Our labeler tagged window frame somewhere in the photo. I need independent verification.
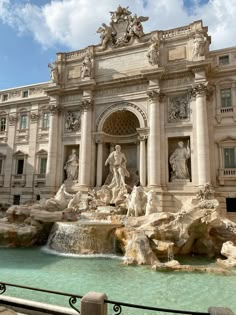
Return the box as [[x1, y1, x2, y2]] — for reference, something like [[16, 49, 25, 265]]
[[219, 55, 229, 65]]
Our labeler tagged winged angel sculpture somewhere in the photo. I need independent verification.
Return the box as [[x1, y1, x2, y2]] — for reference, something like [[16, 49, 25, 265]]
[[96, 6, 149, 50]]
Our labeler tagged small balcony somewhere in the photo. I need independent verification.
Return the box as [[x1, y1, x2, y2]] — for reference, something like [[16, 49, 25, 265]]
[[216, 105, 236, 123], [11, 174, 26, 187], [34, 173, 46, 187], [218, 168, 236, 185]]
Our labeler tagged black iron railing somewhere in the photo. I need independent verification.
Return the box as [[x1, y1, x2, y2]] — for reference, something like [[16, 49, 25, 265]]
[[0, 281, 82, 314], [105, 299, 210, 315], [0, 281, 211, 315]]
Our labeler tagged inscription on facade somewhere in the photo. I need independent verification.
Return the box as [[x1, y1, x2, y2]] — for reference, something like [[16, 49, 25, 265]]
[[168, 46, 186, 61]]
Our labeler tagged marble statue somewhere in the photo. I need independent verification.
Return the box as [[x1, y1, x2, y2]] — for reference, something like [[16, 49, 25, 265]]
[[48, 62, 59, 84], [96, 6, 148, 50], [64, 149, 79, 181], [81, 54, 93, 79], [192, 32, 207, 60], [169, 141, 191, 181], [145, 190, 159, 215], [128, 14, 148, 38], [105, 145, 129, 189], [44, 184, 74, 211], [126, 186, 146, 217], [147, 39, 159, 66], [67, 191, 82, 211], [196, 183, 215, 201], [96, 23, 113, 50], [96, 185, 112, 206]]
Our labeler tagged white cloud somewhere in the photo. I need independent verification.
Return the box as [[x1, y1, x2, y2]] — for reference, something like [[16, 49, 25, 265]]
[[0, 0, 236, 50]]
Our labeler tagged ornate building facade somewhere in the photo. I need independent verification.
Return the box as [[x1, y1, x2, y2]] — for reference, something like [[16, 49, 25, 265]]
[[0, 7, 235, 219]]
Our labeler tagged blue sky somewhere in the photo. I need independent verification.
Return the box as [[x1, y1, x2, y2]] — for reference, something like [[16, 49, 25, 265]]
[[0, 0, 235, 90]]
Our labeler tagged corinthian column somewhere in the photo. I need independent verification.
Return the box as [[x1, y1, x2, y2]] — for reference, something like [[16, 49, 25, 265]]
[[78, 99, 93, 188], [46, 97, 60, 190], [147, 89, 163, 187], [192, 83, 211, 185]]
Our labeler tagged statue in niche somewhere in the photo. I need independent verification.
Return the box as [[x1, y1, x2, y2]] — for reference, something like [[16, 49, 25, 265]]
[[105, 145, 129, 203], [105, 145, 129, 188], [147, 38, 160, 66], [192, 32, 207, 60], [64, 149, 79, 182], [48, 62, 59, 84], [81, 54, 93, 79], [65, 112, 81, 131], [169, 141, 191, 181]]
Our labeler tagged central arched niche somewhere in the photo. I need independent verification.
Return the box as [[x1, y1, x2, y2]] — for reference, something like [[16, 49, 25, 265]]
[[103, 110, 139, 135], [102, 110, 140, 186]]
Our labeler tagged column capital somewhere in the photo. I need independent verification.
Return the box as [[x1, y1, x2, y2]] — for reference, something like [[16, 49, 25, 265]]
[[137, 127, 149, 141], [190, 82, 212, 98], [49, 104, 61, 115], [81, 99, 93, 111], [147, 88, 164, 102]]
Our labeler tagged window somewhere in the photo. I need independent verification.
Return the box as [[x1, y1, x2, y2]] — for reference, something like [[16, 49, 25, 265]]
[[0, 159, 3, 174], [17, 159, 24, 174], [224, 148, 236, 168], [20, 114, 27, 129], [22, 90, 28, 98], [40, 158, 47, 174], [0, 117, 6, 131], [219, 55, 229, 65], [42, 112, 50, 129], [220, 89, 231, 107], [226, 198, 236, 212], [13, 195, 20, 205], [2, 94, 8, 101]]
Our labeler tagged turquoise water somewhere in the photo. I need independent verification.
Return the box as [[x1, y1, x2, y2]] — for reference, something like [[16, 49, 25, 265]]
[[0, 247, 236, 314]]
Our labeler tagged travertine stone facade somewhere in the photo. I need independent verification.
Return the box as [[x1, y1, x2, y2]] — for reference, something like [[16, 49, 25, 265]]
[[0, 7, 235, 218]]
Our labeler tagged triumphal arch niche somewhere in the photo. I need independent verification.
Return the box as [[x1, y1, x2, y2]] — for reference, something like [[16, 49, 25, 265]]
[[95, 102, 148, 188]]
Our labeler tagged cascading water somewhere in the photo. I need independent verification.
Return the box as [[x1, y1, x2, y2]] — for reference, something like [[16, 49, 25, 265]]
[[47, 221, 122, 255]]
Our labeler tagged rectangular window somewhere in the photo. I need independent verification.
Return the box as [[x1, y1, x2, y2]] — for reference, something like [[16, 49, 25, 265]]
[[0, 159, 3, 174], [2, 94, 8, 101], [220, 89, 231, 107], [22, 90, 28, 98], [224, 148, 236, 168], [226, 198, 236, 212], [13, 195, 20, 205], [40, 158, 47, 174], [219, 55, 229, 65], [20, 114, 27, 129], [42, 112, 50, 129], [17, 159, 24, 174], [0, 117, 6, 131]]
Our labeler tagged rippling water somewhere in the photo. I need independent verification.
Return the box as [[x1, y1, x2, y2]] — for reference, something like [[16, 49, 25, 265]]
[[0, 247, 235, 313]]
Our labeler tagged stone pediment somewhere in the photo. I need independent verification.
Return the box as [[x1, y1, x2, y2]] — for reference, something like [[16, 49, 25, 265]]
[[36, 149, 48, 155], [96, 5, 149, 51], [217, 136, 236, 144], [13, 150, 27, 156]]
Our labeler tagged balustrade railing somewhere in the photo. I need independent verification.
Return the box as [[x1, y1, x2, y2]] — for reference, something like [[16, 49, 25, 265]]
[[0, 281, 82, 314], [0, 281, 215, 315]]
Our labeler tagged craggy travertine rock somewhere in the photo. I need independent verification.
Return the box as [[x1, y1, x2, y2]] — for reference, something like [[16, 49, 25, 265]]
[[217, 241, 236, 267], [0, 307, 17, 315], [117, 199, 236, 265]]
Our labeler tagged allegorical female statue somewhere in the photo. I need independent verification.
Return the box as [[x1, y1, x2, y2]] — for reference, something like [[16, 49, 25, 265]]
[[169, 141, 191, 181], [64, 149, 79, 181]]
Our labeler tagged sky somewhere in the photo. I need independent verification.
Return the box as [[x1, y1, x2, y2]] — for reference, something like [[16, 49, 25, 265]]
[[0, 0, 235, 90]]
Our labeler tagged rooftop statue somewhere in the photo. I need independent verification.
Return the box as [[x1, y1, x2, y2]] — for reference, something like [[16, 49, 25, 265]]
[[97, 6, 149, 50]]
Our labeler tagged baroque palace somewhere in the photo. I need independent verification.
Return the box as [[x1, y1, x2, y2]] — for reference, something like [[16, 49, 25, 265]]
[[0, 6, 235, 218]]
